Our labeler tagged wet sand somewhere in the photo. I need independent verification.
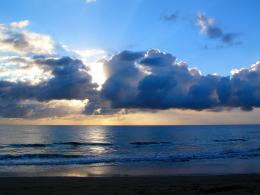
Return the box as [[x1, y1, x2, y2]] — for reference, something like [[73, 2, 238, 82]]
[[0, 175, 260, 195]]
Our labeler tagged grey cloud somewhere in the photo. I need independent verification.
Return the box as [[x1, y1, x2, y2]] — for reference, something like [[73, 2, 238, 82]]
[[35, 57, 98, 100], [0, 56, 99, 118], [84, 98, 120, 115], [3, 32, 29, 50], [0, 99, 85, 118], [1, 57, 98, 100], [100, 49, 260, 112], [101, 50, 145, 108], [0, 23, 54, 54], [196, 13, 240, 45], [164, 13, 178, 22], [1, 49, 260, 118]]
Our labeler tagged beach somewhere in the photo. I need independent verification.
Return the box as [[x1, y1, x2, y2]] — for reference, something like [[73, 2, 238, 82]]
[[0, 175, 260, 195]]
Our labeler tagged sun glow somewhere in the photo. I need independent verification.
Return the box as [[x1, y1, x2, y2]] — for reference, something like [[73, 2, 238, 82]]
[[88, 61, 106, 89], [74, 49, 107, 89]]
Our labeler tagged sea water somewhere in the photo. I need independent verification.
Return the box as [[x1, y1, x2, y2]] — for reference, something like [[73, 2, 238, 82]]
[[0, 125, 260, 176]]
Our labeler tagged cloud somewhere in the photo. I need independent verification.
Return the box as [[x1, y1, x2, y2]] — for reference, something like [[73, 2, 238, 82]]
[[85, 0, 96, 3], [73, 49, 108, 88], [100, 49, 260, 112], [74, 49, 106, 59], [0, 55, 52, 84], [101, 50, 145, 108], [0, 22, 54, 54], [10, 20, 30, 29], [0, 56, 100, 118], [0, 99, 87, 118], [164, 13, 178, 22], [196, 13, 239, 45], [35, 57, 99, 100], [0, 21, 106, 118], [229, 61, 260, 111], [84, 97, 121, 115], [1, 48, 260, 118], [0, 19, 259, 119]]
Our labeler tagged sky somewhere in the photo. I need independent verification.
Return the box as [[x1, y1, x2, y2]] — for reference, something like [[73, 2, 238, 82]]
[[0, 0, 260, 125]]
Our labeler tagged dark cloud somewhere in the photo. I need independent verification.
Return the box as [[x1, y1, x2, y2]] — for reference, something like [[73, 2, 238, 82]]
[[84, 98, 120, 115], [0, 56, 99, 118], [222, 33, 239, 44], [101, 50, 145, 108], [1, 48, 260, 118], [196, 13, 240, 45], [101, 49, 260, 112], [35, 57, 98, 100], [1, 57, 98, 100], [164, 13, 178, 22], [230, 63, 260, 110]]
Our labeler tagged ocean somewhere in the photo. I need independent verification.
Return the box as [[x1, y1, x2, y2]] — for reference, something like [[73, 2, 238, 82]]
[[0, 125, 260, 176]]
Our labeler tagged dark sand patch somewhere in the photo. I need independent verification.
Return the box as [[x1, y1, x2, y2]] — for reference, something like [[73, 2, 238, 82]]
[[0, 175, 259, 195]]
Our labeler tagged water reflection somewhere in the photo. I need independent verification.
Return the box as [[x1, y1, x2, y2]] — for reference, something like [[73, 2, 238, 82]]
[[60, 165, 111, 177], [0, 125, 46, 144], [0, 165, 112, 177], [89, 146, 109, 155], [82, 126, 111, 155], [82, 126, 110, 143]]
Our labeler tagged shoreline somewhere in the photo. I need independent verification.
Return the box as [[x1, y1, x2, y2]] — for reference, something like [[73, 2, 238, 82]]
[[0, 174, 260, 194]]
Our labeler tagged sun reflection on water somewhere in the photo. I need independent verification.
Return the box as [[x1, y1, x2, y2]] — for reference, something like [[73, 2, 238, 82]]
[[60, 165, 111, 177], [82, 126, 111, 155], [83, 127, 109, 143]]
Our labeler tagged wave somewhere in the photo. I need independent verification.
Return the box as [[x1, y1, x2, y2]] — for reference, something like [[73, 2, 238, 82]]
[[0, 149, 260, 166], [0, 138, 250, 149], [213, 138, 247, 142], [0, 153, 190, 165], [0, 141, 171, 149], [0, 154, 82, 160], [0, 142, 113, 149], [9, 144, 52, 148], [54, 142, 113, 146], [130, 141, 171, 145]]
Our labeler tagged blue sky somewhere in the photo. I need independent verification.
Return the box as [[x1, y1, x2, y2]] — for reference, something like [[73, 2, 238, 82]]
[[1, 0, 259, 75]]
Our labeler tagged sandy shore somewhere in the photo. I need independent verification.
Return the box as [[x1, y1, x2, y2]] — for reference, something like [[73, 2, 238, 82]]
[[0, 175, 260, 195]]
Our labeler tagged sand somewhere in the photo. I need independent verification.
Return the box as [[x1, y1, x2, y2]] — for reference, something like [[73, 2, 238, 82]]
[[0, 175, 260, 195]]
